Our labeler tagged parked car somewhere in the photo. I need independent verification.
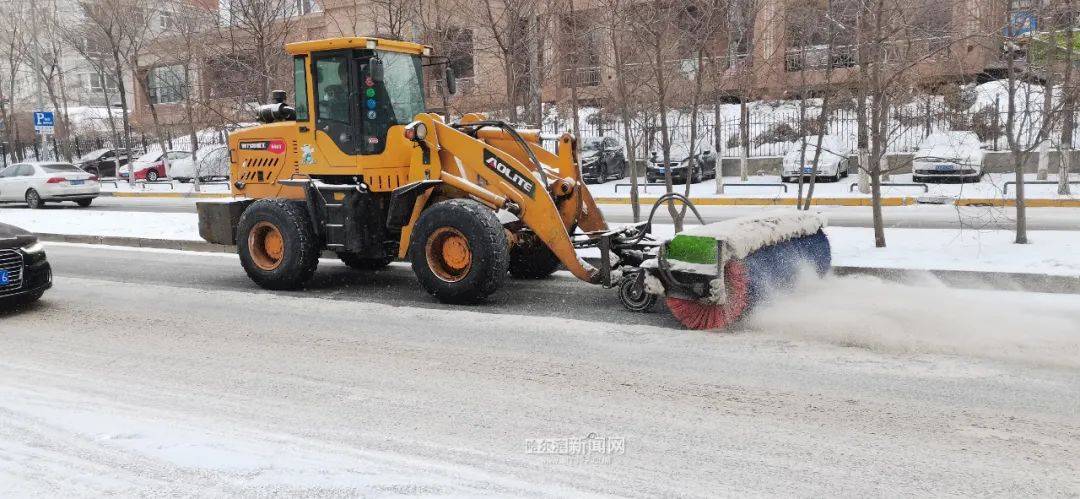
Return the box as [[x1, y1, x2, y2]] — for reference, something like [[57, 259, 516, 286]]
[[0, 222, 53, 306], [580, 136, 629, 184], [646, 140, 717, 184], [120, 150, 191, 181], [912, 131, 986, 183], [169, 145, 230, 183], [74, 148, 130, 177], [781, 135, 853, 183], [0, 162, 100, 208]]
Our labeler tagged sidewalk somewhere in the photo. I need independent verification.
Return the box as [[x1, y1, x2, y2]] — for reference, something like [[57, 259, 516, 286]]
[[5, 208, 1078, 279]]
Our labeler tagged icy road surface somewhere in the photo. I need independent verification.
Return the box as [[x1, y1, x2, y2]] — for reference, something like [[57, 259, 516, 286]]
[[1, 244, 1078, 496]]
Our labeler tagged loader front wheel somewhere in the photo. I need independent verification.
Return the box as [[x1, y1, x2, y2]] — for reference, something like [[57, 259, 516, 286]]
[[410, 199, 509, 304], [237, 199, 320, 290]]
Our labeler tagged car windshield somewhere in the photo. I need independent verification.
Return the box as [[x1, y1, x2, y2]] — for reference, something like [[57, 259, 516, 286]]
[[39, 163, 83, 173], [581, 138, 604, 151], [79, 149, 111, 161], [134, 152, 160, 164]]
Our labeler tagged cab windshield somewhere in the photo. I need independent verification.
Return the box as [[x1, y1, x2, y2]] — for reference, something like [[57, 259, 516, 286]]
[[379, 50, 425, 125]]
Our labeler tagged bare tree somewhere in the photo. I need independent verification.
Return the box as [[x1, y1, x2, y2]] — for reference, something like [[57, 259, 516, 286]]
[[224, 0, 301, 104], [0, 10, 26, 162]]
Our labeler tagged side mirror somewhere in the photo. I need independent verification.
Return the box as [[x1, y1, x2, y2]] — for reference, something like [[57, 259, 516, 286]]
[[444, 66, 457, 95], [369, 58, 385, 82]]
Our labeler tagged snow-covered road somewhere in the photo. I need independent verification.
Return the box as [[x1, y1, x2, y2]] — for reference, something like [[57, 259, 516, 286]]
[[1, 245, 1078, 495]]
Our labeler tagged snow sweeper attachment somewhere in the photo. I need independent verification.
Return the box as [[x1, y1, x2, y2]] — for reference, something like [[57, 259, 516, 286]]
[[626, 207, 831, 330]]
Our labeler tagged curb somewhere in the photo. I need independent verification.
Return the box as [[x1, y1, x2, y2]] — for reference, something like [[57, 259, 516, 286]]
[[954, 198, 1080, 208], [38, 233, 1080, 295], [592, 196, 918, 207], [99, 192, 232, 199]]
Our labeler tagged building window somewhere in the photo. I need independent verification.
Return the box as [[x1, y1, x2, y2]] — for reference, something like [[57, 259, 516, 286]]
[[87, 73, 118, 92], [148, 65, 186, 104], [159, 10, 175, 30]]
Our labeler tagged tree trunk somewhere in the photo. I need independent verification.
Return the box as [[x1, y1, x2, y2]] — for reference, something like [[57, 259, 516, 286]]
[[738, 101, 749, 181], [713, 101, 724, 194]]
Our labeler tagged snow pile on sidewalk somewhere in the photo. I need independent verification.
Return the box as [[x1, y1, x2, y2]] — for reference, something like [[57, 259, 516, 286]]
[[828, 227, 1080, 277]]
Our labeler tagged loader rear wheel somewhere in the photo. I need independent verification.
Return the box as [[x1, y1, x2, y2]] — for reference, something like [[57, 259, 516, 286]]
[[508, 234, 561, 279], [410, 199, 509, 304], [237, 199, 320, 290]]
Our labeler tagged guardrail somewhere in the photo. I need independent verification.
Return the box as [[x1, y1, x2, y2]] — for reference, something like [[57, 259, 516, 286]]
[[850, 182, 929, 193], [96, 177, 121, 188], [1004, 180, 1080, 194], [134, 180, 175, 190], [614, 182, 788, 193]]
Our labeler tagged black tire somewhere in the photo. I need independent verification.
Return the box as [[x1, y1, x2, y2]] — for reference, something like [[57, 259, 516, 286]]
[[409, 198, 509, 304], [509, 233, 561, 279], [236, 199, 321, 290], [338, 252, 393, 271], [75, 198, 93, 208], [146, 169, 159, 182], [619, 273, 657, 312], [25, 189, 44, 209]]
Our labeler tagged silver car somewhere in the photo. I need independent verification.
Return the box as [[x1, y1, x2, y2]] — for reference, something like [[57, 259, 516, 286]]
[[0, 162, 101, 208]]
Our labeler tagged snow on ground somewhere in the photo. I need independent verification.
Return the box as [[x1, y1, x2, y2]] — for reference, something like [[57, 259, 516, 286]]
[[1, 209, 201, 241], [4, 207, 1077, 277], [588, 173, 1080, 200]]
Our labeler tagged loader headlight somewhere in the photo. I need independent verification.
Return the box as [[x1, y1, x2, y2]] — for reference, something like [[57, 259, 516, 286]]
[[404, 121, 428, 142]]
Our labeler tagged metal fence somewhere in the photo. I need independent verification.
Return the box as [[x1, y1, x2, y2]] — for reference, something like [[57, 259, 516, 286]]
[[544, 101, 1061, 160], [1, 129, 229, 169]]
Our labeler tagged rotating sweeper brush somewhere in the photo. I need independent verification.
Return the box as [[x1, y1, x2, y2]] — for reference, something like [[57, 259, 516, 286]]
[[611, 203, 831, 330]]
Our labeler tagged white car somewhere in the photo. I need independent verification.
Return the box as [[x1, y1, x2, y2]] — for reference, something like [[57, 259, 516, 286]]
[[120, 150, 190, 181], [781, 135, 852, 182], [912, 131, 986, 183], [0, 162, 101, 208], [169, 145, 230, 183]]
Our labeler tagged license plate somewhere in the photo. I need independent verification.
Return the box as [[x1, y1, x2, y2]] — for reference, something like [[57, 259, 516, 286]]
[[0, 270, 8, 286], [802, 166, 815, 173], [935, 164, 955, 172], [656, 167, 666, 173], [70, 179, 85, 185]]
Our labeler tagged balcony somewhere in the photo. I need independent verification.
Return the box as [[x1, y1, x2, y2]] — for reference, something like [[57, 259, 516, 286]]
[[560, 66, 602, 88]]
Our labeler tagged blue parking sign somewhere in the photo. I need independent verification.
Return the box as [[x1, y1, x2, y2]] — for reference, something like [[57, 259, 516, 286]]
[[33, 111, 54, 131]]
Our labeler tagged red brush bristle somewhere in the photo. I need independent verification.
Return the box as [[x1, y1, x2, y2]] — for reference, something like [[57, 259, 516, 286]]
[[666, 260, 750, 330]]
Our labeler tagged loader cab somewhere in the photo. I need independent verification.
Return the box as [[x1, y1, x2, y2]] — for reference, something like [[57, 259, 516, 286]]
[[300, 48, 424, 156]]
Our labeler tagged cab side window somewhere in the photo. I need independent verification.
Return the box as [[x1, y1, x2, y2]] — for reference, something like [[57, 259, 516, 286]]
[[314, 53, 356, 154]]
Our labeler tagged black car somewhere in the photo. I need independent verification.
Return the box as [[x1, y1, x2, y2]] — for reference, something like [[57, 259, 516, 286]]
[[0, 223, 52, 305], [580, 136, 628, 184], [75, 148, 130, 177], [646, 148, 718, 184]]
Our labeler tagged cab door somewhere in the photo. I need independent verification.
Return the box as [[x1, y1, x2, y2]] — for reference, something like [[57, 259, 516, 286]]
[[302, 51, 362, 174]]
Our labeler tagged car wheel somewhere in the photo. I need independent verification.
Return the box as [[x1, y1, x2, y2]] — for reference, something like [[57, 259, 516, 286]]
[[25, 189, 44, 209], [75, 198, 93, 208], [146, 169, 159, 182]]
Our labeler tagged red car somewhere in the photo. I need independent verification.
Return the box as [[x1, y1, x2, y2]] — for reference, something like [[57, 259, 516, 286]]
[[120, 150, 191, 181]]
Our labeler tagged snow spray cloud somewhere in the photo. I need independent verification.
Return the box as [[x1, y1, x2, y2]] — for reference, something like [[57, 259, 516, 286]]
[[743, 270, 1080, 368]]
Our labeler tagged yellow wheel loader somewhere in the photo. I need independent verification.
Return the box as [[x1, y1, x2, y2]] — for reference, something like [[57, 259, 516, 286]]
[[197, 36, 832, 328]]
